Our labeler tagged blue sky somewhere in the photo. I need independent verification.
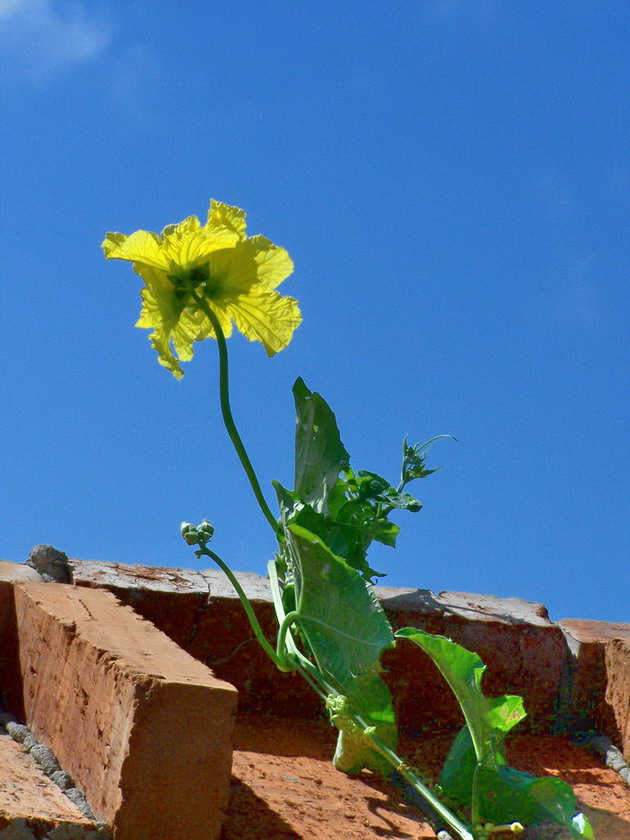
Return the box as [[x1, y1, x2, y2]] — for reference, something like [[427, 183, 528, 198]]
[[1, 1, 628, 623]]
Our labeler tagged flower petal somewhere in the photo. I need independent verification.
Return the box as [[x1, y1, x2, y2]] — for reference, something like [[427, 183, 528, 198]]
[[206, 200, 247, 238], [203, 244, 257, 295], [160, 215, 201, 239], [133, 266, 201, 377], [102, 230, 170, 270], [243, 235, 294, 289], [133, 266, 179, 325], [161, 216, 240, 267], [226, 289, 302, 355], [148, 326, 185, 379], [202, 238, 293, 298]]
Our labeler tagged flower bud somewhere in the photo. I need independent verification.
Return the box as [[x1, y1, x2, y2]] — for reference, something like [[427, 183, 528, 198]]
[[180, 522, 199, 545], [197, 519, 215, 540]]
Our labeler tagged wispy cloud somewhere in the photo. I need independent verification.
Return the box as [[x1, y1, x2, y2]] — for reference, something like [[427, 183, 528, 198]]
[[0, 0, 111, 83]]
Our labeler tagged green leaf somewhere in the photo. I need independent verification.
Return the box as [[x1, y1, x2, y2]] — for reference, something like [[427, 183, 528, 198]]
[[288, 384, 433, 583], [324, 517, 388, 580], [475, 767, 595, 839], [274, 480, 383, 581], [286, 522, 398, 773], [571, 812, 595, 839], [395, 628, 525, 765], [290, 523, 394, 693], [292, 378, 350, 514], [401, 435, 454, 486], [331, 469, 422, 514], [395, 628, 594, 838]]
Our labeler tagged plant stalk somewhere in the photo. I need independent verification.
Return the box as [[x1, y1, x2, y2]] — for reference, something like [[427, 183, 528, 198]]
[[199, 545, 290, 671], [188, 299, 472, 839], [192, 293, 279, 533], [349, 713, 475, 840]]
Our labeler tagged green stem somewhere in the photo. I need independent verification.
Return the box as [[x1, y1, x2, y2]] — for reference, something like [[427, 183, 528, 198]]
[[277, 610, 300, 663], [471, 761, 483, 836], [199, 545, 291, 672], [193, 293, 279, 533], [267, 562, 319, 674], [349, 711, 475, 840], [292, 656, 331, 704]]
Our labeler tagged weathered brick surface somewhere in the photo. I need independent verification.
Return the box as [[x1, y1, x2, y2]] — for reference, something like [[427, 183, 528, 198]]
[[73, 561, 567, 732], [605, 637, 630, 761], [14, 581, 237, 840], [72, 562, 321, 720], [0, 562, 42, 718], [560, 619, 630, 744], [71, 561, 214, 648], [379, 588, 567, 734], [0, 729, 97, 838]]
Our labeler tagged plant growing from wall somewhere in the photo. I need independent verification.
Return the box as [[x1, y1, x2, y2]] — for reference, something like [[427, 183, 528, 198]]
[[103, 200, 594, 840]]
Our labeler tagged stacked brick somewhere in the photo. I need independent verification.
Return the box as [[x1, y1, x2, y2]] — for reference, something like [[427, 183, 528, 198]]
[[1, 554, 629, 838]]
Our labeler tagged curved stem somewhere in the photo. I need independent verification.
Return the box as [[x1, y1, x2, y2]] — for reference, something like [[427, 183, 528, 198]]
[[200, 545, 291, 672], [292, 657, 331, 703], [192, 293, 279, 533], [277, 610, 300, 663]]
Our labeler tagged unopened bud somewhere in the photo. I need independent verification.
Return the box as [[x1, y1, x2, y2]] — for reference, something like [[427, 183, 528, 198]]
[[180, 522, 199, 545], [197, 519, 215, 540]]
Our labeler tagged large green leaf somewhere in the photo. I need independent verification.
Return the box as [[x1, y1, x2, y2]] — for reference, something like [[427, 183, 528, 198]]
[[395, 628, 526, 764], [286, 522, 398, 773], [288, 382, 432, 583], [396, 628, 594, 838], [292, 377, 350, 514], [438, 697, 525, 805], [289, 523, 394, 694]]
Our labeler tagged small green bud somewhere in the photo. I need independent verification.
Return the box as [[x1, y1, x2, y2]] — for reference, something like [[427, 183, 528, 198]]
[[180, 522, 199, 546], [197, 519, 215, 540]]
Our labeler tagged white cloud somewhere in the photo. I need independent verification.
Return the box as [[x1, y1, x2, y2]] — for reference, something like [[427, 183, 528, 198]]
[[0, 0, 111, 82], [0, 0, 28, 19]]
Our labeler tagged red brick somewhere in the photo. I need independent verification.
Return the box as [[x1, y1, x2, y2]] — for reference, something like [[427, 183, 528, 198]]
[[560, 619, 630, 746], [0, 561, 42, 717], [0, 729, 96, 837], [71, 560, 213, 648], [379, 588, 566, 733], [605, 638, 630, 761], [72, 560, 567, 733], [72, 561, 316, 720], [14, 581, 237, 840]]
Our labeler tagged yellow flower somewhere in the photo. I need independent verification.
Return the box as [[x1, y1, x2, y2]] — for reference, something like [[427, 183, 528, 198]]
[[102, 200, 301, 378]]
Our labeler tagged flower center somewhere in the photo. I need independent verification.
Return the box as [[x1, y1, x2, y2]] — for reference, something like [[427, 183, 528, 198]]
[[169, 264, 223, 302]]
